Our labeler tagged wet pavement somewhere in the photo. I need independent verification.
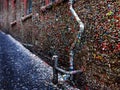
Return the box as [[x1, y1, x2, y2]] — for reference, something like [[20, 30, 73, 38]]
[[0, 31, 55, 90]]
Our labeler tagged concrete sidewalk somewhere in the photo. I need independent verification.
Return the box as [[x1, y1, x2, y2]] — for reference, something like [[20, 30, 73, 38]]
[[0, 31, 80, 90], [0, 31, 54, 90]]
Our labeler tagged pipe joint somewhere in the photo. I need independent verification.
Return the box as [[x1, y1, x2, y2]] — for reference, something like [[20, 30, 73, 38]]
[[52, 55, 58, 60], [52, 55, 83, 75], [79, 22, 84, 33]]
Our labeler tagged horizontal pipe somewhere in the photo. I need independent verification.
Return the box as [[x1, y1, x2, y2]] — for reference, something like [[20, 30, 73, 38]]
[[52, 55, 82, 75], [10, 13, 32, 26], [21, 13, 32, 21], [10, 20, 17, 26], [56, 67, 82, 74]]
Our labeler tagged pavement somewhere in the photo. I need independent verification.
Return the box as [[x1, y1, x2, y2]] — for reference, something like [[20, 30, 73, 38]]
[[0, 31, 80, 90], [0, 31, 55, 90]]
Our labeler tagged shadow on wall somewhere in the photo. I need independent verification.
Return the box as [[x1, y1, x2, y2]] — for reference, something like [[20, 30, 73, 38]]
[[0, 22, 2, 29], [0, 28, 9, 34], [0, 21, 8, 33]]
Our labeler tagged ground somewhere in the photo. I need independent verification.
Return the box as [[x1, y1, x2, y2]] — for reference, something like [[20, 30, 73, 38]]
[[0, 31, 80, 90], [0, 31, 55, 90]]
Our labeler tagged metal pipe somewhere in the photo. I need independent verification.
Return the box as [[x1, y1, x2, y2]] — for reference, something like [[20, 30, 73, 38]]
[[52, 55, 82, 75], [69, 5, 84, 32], [52, 55, 58, 84], [69, 50, 74, 71], [56, 67, 82, 74], [69, 0, 84, 71], [52, 0, 84, 82]]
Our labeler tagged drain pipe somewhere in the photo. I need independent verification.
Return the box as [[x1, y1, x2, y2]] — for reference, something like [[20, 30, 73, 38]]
[[52, 55, 83, 75], [69, 0, 84, 71], [52, 55, 82, 84], [52, 0, 84, 83]]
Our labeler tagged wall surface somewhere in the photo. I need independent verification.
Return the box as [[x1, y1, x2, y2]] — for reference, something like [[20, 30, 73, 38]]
[[0, 0, 119, 89]]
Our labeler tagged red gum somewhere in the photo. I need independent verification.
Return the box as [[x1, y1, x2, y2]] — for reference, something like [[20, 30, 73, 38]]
[[45, 0, 50, 5]]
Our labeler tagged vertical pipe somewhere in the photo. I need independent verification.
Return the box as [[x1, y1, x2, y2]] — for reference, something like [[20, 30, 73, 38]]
[[69, 50, 74, 71], [69, 0, 84, 75], [51, 0, 84, 84], [69, 0, 74, 74], [69, 50, 74, 81], [52, 55, 58, 84]]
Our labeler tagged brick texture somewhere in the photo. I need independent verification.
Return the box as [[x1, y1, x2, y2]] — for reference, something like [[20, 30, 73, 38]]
[[0, 0, 119, 89]]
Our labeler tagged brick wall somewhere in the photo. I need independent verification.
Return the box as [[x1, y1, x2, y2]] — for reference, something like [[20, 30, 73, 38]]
[[0, 0, 119, 89]]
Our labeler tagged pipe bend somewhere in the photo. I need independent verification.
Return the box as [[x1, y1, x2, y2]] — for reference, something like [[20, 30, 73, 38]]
[[69, 4, 84, 32], [79, 22, 84, 33]]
